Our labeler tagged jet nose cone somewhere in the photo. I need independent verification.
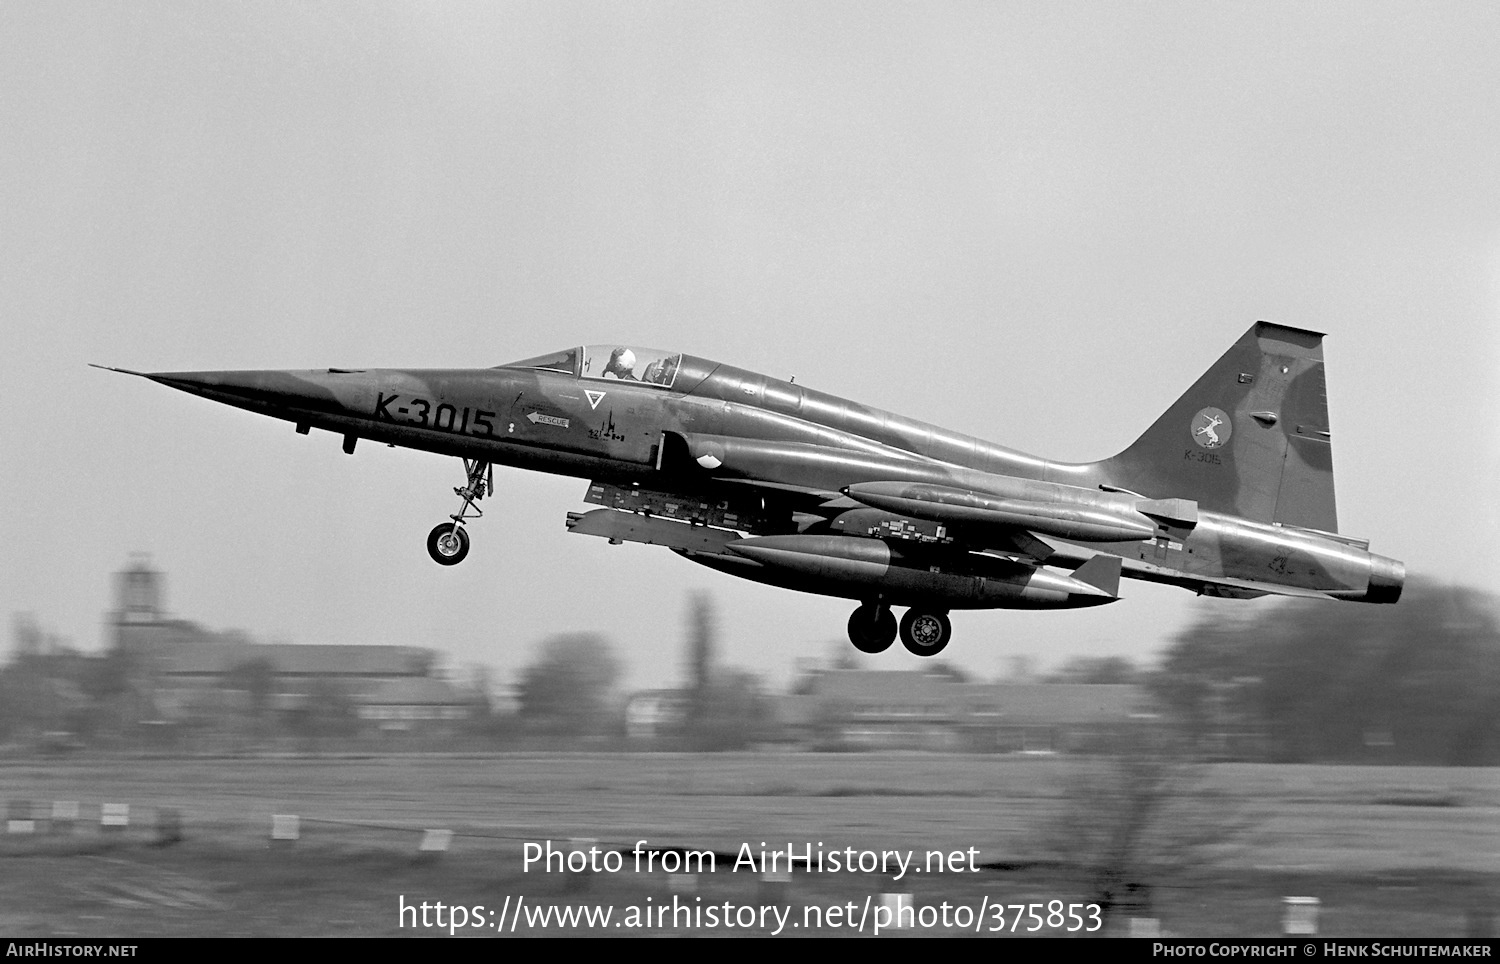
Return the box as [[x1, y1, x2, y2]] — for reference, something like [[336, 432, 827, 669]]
[[93, 364, 292, 401], [137, 368, 358, 416], [141, 370, 235, 397], [145, 369, 296, 394]]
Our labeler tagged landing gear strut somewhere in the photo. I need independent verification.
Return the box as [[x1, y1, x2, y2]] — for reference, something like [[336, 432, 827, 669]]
[[899, 609, 952, 656], [427, 459, 492, 566], [847, 602, 896, 654]]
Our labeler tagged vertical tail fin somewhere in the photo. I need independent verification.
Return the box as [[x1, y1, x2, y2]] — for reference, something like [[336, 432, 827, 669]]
[[1098, 322, 1338, 532]]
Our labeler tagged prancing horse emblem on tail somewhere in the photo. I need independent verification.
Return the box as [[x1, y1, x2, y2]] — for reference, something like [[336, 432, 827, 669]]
[[1192, 407, 1231, 449]]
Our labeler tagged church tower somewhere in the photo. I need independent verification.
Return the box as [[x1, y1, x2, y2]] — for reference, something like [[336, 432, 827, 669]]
[[116, 554, 164, 624]]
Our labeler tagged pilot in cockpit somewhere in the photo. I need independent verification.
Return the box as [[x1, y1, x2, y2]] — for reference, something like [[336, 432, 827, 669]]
[[602, 347, 638, 380], [642, 356, 673, 384]]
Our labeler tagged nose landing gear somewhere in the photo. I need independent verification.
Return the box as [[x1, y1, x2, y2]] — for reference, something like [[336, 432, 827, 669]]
[[427, 459, 492, 566], [427, 524, 470, 565]]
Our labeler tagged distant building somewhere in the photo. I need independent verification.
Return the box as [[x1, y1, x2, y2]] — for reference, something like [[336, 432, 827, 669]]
[[801, 670, 962, 750], [783, 669, 1150, 752], [956, 681, 1148, 753], [358, 677, 474, 733], [623, 690, 685, 742], [108, 556, 469, 734]]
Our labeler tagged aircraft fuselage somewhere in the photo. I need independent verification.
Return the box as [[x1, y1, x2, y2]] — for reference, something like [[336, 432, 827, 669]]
[[103, 324, 1404, 657]]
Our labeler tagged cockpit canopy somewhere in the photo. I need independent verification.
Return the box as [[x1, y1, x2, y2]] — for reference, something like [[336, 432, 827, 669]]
[[501, 345, 684, 388]]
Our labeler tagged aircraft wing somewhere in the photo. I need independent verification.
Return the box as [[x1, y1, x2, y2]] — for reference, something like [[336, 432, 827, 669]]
[[714, 476, 848, 507]]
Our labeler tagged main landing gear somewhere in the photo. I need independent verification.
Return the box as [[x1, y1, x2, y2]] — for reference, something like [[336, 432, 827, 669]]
[[847, 603, 952, 656], [848, 603, 897, 654], [898, 609, 952, 656], [427, 459, 492, 566], [846, 602, 948, 656]]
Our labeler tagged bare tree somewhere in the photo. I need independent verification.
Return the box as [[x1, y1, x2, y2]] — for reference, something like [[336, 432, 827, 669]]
[[683, 592, 715, 742], [1045, 723, 1255, 933], [674, 594, 772, 750], [1045, 655, 1139, 685], [517, 633, 621, 740]]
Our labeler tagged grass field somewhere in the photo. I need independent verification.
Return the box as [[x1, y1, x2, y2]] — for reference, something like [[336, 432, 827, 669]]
[[1, 753, 1496, 937]]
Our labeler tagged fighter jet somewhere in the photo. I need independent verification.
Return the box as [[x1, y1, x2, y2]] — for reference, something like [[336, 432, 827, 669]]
[[95, 322, 1403, 657]]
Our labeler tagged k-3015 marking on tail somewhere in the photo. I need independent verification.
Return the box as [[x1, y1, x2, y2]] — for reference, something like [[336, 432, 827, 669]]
[[96, 322, 1403, 657]]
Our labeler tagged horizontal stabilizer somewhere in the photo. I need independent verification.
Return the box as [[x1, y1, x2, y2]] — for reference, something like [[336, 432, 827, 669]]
[[1194, 577, 1334, 600]]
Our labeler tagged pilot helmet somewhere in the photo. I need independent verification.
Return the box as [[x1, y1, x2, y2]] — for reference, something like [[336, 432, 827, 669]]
[[605, 347, 637, 376]]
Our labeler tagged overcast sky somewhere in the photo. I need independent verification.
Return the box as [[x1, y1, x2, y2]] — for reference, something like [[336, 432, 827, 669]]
[[3, 1, 1497, 690]]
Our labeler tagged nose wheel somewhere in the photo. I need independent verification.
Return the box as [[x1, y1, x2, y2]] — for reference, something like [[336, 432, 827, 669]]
[[427, 459, 492, 566], [427, 524, 470, 565]]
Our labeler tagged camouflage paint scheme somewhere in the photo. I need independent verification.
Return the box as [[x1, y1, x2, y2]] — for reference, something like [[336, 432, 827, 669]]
[[98, 322, 1403, 656]]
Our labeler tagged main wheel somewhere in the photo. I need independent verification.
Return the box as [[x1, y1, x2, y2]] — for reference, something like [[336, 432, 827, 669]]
[[899, 609, 952, 656], [427, 523, 470, 565], [847, 603, 897, 654]]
